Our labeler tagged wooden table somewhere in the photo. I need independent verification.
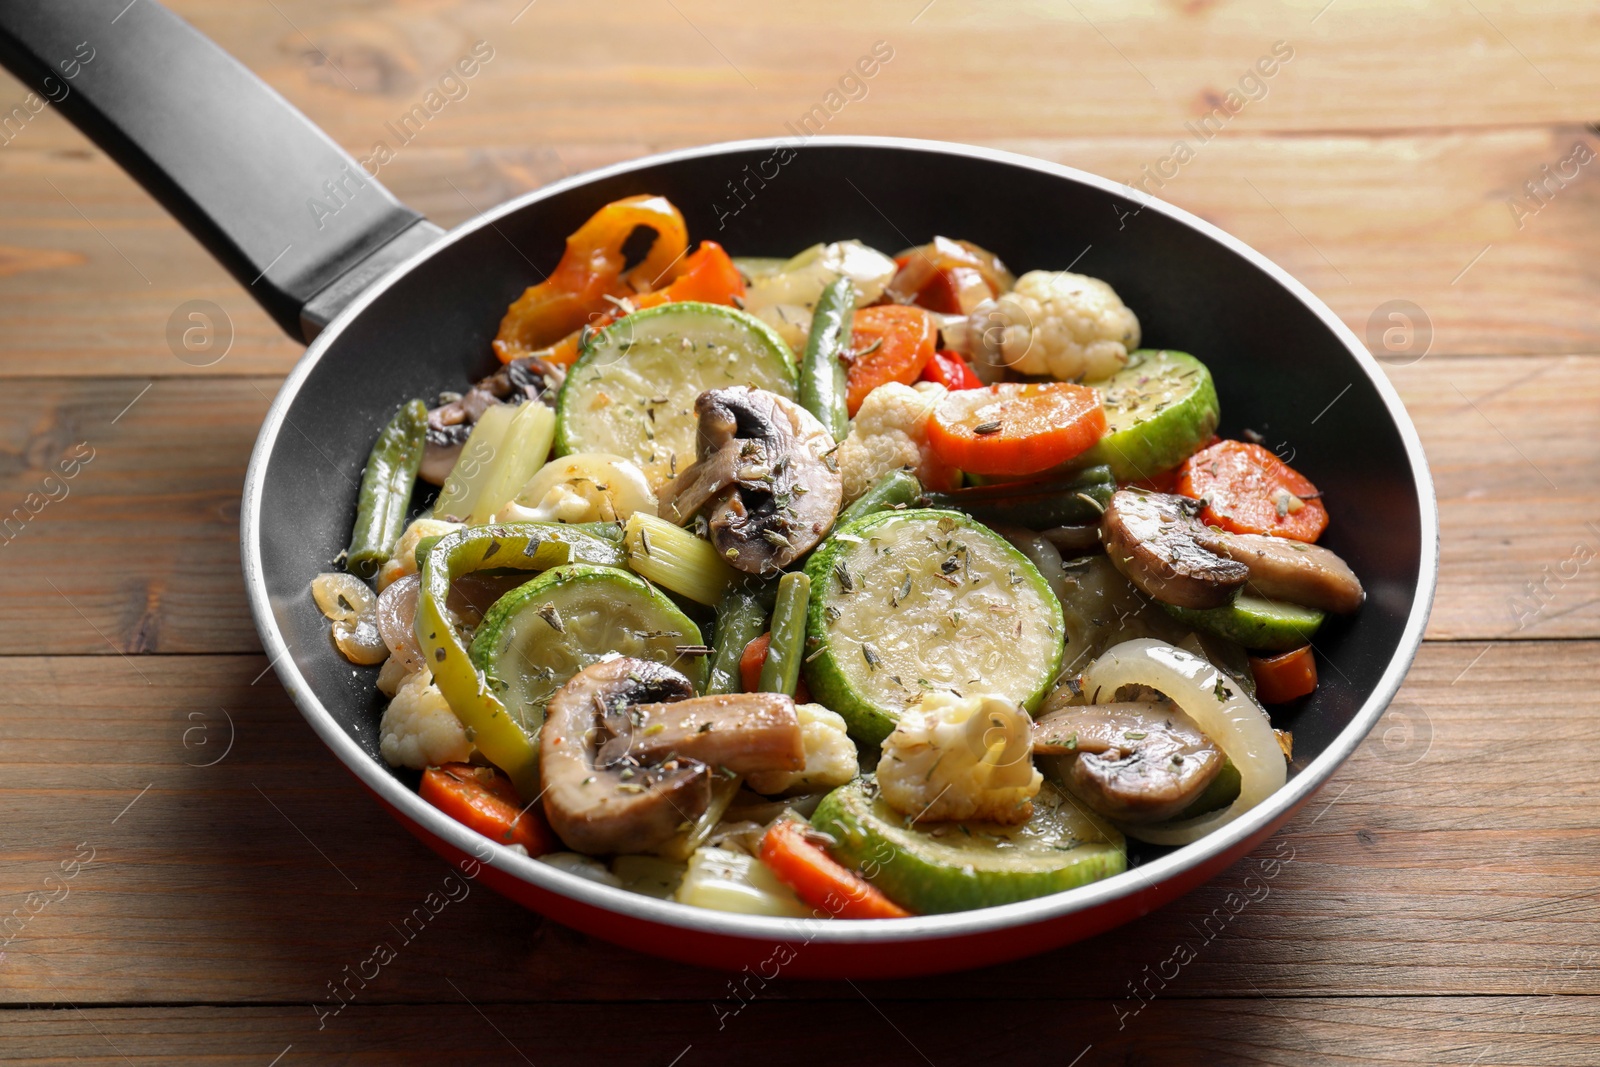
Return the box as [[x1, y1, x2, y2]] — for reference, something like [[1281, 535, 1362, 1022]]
[[3, 2, 1596, 1063]]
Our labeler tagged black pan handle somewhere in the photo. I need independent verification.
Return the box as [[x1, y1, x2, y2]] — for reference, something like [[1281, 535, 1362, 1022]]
[[0, 0, 442, 340]]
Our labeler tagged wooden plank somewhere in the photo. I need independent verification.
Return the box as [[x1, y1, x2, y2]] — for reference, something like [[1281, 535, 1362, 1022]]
[[1, 125, 1596, 379], [1, 997, 1598, 1067], [1388, 354, 1600, 640], [2, 0, 1594, 153], [2, 353, 1596, 654], [1, 642, 1596, 1005], [0, 377, 271, 655]]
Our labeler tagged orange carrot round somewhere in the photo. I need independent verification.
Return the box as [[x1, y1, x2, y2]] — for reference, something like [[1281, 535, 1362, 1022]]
[[1176, 440, 1329, 542], [1250, 645, 1318, 703], [926, 382, 1106, 476], [845, 305, 936, 416], [758, 819, 912, 920], [420, 763, 555, 855]]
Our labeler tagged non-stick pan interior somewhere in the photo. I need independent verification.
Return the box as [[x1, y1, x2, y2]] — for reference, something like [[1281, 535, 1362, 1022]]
[[254, 142, 1422, 860]]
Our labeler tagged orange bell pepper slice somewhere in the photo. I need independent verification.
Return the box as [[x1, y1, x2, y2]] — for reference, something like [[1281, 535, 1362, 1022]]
[[493, 194, 689, 362], [527, 240, 747, 367]]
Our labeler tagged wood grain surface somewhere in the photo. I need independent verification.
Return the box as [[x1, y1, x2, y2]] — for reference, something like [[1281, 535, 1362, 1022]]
[[1, 2, 1596, 1065]]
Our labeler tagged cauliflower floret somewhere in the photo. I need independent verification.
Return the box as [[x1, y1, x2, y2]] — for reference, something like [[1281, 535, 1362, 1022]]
[[746, 703, 859, 796], [966, 270, 1140, 382], [836, 382, 959, 502], [877, 692, 1041, 825], [376, 517, 464, 591], [378, 671, 474, 770]]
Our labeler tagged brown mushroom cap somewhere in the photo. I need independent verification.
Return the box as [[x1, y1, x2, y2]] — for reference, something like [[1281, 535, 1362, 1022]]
[[539, 657, 806, 856], [1101, 490, 1248, 609], [1033, 700, 1223, 823], [655, 387, 843, 574], [540, 657, 709, 856]]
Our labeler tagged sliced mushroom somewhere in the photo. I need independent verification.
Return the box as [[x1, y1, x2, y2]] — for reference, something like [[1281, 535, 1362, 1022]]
[[655, 387, 843, 574], [540, 658, 806, 855], [1101, 490, 1248, 609], [1033, 700, 1223, 823], [595, 692, 804, 774], [1195, 528, 1365, 614], [420, 356, 566, 485], [540, 657, 708, 855]]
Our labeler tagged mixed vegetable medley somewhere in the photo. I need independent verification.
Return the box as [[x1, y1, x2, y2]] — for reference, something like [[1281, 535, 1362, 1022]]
[[312, 194, 1364, 919]]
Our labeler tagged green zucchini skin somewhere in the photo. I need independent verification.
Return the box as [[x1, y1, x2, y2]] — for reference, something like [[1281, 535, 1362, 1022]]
[[1079, 349, 1220, 481], [1174, 758, 1241, 820], [798, 275, 854, 442], [468, 564, 707, 730], [812, 778, 1126, 914], [347, 399, 427, 578], [802, 508, 1064, 747], [1161, 594, 1325, 652]]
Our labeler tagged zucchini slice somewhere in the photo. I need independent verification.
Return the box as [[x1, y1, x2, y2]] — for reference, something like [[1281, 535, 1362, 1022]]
[[1161, 594, 1324, 652], [468, 564, 707, 732], [553, 302, 797, 488], [813, 778, 1126, 914], [1079, 349, 1220, 481], [802, 509, 1064, 747]]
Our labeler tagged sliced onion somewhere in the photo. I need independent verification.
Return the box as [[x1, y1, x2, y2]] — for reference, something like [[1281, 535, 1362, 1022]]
[[332, 618, 389, 665], [376, 572, 425, 675], [311, 572, 374, 623], [312, 572, 388, 665], [887, 236, 1014, 306], [1078, 638, 1286, 846]]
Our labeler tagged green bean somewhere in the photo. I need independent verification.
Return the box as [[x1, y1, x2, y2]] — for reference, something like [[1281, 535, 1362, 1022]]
[[923, 465, 1116, 529], [706, 579, 778, 695], [799, 275, 855, 441], [758, 571, 811, 697], [347, 399, 427, 579], [838, 469, 923, 528]]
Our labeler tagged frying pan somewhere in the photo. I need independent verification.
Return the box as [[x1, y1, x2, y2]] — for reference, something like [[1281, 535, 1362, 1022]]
[[1, 0, 1437, 977]]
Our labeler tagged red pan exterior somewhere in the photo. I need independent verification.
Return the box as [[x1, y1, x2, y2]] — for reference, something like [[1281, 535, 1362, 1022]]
[[368, 774, 1322, 978]]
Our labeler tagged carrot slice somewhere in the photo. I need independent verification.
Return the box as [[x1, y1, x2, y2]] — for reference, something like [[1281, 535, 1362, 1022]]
[[758, 819, 912, 920], [419, 763, 555, 855], [1176, 440, 1329, 542], [739, 632, 811, 703], [926, 382, 1107, 476], [1250, 645, 1318, 703], [845, 305, 936, 416]]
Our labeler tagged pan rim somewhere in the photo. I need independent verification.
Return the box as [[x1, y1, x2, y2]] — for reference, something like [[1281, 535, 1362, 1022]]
[[241, 134, 1439, 947]]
